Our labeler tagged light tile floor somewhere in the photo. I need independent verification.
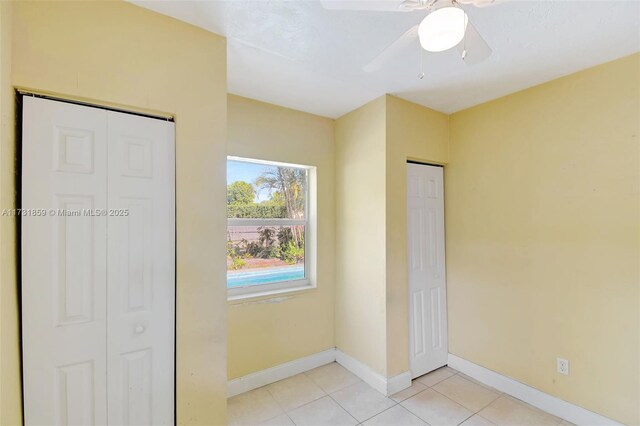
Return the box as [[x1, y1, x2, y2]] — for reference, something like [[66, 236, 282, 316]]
[[228, 363, 574, 426]]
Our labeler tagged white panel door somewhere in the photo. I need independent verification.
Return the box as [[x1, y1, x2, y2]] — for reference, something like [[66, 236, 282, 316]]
[[22, 97, 175, 426], [407, 163, 448, 378], [22, 97, 109, 425], [106, 110, 175, 425]]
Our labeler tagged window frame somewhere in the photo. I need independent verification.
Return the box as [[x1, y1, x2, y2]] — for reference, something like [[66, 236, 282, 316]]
[[226, 156, 316, 301]]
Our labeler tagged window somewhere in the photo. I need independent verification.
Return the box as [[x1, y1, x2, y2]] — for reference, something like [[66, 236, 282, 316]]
[[227, 156, 315, 299]]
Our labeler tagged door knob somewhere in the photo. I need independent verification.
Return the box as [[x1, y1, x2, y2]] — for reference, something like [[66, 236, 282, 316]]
[[135, 325, 145, 334]]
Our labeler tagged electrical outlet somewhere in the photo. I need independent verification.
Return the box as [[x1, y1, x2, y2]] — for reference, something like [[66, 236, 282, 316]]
[[557, 358, 569, 375]]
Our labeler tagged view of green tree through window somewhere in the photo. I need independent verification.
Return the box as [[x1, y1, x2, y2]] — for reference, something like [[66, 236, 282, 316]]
[[227, 158, 309, 293]]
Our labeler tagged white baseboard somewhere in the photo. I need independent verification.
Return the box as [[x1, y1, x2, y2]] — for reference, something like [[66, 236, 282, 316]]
[[447, 354, 622, 426], [227, 348, 412, 398], [228, 349, 336, 397], [335, 349, 411, 397]]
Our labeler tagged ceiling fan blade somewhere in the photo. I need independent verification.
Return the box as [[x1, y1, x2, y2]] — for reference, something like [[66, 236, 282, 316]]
[[456, 21, 492, 65], [320, 0, 409, 12], [363, 24, 419, 72]]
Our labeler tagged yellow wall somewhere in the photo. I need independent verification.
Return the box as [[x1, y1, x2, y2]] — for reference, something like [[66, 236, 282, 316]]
[[447, 53, 640, 425], [0, 2, 21, 424], [3, 2, 228, 424], [227, 95, 336, 379], [335, 96, 389, 375], [385, 95, 449, 376], [335, 95, 449, 378]]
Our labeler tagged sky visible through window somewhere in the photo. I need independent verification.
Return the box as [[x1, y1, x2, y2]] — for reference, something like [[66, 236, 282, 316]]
[[227, 160, 275, 202]]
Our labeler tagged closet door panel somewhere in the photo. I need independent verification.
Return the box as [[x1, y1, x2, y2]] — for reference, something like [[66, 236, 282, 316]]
[[106, 110, 175, 425], [22, 97, 108, 426]]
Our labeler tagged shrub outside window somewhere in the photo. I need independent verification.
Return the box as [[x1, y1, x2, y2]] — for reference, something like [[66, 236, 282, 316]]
[[227, 156, 315, 299]]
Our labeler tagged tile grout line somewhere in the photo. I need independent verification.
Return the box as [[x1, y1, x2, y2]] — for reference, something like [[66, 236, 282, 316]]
[[283, 411, 296, 425], [429, 379, 502, 415], [398, 370, 492, 426], [415, 368, 459, 388], [325, 387, 378, 425], [328, 393, 361, 425], [360, 402, 401, 425], [277, 368, 361, 425], [351, 369, 460, 425], [263, 384, 294, 425], [423, 372, 506, 425], [400, 391, 477, 426], [474, 413, 498, 426], [280, 371, 330, 425]]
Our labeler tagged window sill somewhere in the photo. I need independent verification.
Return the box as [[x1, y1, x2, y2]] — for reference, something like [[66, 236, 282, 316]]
[[227, 282, 316, 303]]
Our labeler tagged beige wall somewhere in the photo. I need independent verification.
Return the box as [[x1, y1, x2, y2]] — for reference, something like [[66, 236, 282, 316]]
[[0, 2, 21, 425], [2, 2, 228, 424], [335, 95, 449, 378], [447, 53, 640, 425], [385, 95, 449, 376], [227, 95, 336, 379], [335, 96, 389, 375]]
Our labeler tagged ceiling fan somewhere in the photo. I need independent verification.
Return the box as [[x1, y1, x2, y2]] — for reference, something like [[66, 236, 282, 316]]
[[320, 0, 501, 73]]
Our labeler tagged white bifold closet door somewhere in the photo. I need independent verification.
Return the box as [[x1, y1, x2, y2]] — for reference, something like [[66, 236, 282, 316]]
[[22, 96, 175, 426], [407, 163, 448, 379]]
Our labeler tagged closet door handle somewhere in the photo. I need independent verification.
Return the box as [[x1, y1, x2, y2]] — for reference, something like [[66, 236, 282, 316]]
[[134, 325, 145, 334]]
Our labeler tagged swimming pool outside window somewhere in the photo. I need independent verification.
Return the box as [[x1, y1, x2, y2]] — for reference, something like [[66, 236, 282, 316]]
[[227, 157, 315, 299]]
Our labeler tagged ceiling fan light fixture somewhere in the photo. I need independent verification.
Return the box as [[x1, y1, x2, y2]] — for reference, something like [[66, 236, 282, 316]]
[[418, 6, 468, 52]]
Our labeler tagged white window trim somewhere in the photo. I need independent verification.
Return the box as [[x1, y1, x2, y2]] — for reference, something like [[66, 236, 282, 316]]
[[227, 157, 317, 301]]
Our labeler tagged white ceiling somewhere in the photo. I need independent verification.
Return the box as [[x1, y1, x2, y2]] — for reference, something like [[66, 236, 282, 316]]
[[132, 0, 640, 118]]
